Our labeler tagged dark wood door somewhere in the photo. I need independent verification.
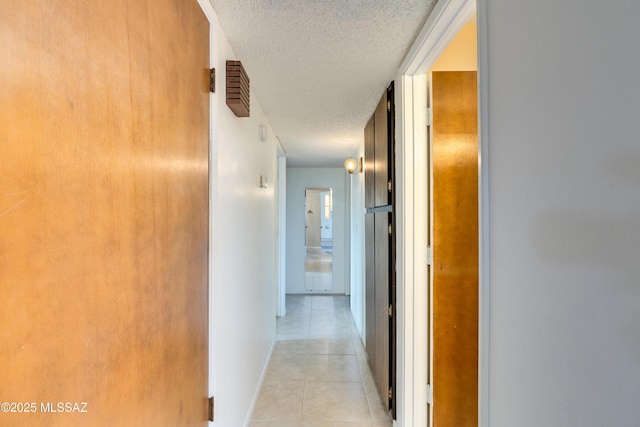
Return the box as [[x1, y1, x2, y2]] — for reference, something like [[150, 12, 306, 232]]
[[0, 1, 210, 425], [374, 91, 390, 207], [364, 116, 376, 209], [365, 213, 376, 364], [432, 71, 479, 427], [364, 83, 395, 416], [374, 212, 391, 411]]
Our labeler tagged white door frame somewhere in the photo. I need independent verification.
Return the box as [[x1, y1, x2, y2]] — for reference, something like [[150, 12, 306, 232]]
[[395, 0, 490, 425]]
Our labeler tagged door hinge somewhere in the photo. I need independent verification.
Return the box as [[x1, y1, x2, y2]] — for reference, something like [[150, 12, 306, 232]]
[[427, 245, 433, 266], [427, 384, 433, 405], [388, 223, 392, 235], [387, 100, 391, 112], [388, 387, 393, 400], [208, 396, 215, 422], [426, 107, 432, 127], [209, 68, 216, 93], [388, 304, 393, 317], [387, 180, 392, 192]]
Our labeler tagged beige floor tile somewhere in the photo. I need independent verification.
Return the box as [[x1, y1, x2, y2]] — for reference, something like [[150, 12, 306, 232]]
[[305, 354, 361, 381], [307, 338, 355, 355], [310, 296, 347, 311], [367, 394, 392, 423], [303, 422, 373, 427], [252, 380, 304, 421], [361, 371, 380, 401], [357, 355, 375, 382], [310, 308, 346, 323], [250, 421, 304, 427], [266, 353, 308, 381], [274, 339, 308, 355], [282, 310, 312, 322], [253, 296, 395, 426], [309, 320, 358, 338], [362, 378, 391, 422], [287, 295, 314, 307], [302, 381, 372, 422], [352, 338, 367, 355], [277, 321, 310, 338]]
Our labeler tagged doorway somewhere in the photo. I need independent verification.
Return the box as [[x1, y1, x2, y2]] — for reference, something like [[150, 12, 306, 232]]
[[396, 0, 488, 425]]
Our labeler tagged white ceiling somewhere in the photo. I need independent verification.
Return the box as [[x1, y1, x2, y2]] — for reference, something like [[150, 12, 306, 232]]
[[209, 0, 436, 167]]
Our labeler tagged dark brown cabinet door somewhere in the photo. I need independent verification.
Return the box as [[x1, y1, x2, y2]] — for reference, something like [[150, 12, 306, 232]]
[[374, 91, 390, 207], [365, 213, 376, 364], [374, 212, 391, 410], [0, 1, 210, 425], [364, 116, 376, 209], [364, 83, 395, 416], [432, 71, 479, 427]]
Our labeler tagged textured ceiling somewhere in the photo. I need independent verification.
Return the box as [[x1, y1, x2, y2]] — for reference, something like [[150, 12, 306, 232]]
[[209, 0, 436, 166]]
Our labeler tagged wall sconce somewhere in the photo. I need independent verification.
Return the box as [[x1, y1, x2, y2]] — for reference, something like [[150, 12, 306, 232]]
[[344, 157, 363, 174]]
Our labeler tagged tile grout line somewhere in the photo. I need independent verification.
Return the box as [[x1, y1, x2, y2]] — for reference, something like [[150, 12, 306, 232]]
[[253, 295, 391, 426]]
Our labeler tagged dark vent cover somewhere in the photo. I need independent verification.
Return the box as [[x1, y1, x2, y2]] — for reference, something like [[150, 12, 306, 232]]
[[226, 60, 250, 117]]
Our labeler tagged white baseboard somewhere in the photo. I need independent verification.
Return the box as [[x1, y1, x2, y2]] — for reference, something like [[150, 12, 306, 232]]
[[242, 339, 276, 427]]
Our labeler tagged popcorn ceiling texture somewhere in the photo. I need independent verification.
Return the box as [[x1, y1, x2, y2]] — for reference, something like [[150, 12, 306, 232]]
[[209, 0, 435, 166]]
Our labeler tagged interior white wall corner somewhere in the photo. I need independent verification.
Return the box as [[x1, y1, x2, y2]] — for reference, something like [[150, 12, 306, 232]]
[[203, 4, 279, 425]]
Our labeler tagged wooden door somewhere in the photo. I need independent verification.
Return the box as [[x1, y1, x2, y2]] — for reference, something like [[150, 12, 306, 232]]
[[431, 71, 479, 427], [374, 211, 390, 410], [0, 1, 210, 425], [365, 213, 376, 364], [374, 92, 389, 207], [364, 116, 375, 209], [364, 83, 395, 416]]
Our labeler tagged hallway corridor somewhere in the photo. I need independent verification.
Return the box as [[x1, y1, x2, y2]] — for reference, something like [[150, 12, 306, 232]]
[[250, 295, 393, 426]]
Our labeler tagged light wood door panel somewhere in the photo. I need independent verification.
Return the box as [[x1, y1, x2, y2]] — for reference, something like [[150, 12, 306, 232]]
[[432, 71, 479, 427], [0, 0, 209, 425]]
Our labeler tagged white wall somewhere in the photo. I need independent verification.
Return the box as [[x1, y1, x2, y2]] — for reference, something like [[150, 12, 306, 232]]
[[204, 6, 278, 426], [276, 150, 287, 317], [485, 1, 640, 425], [430, 14, 477, 72], [349, 150, 366, 337], [286, 168, 348, 294]]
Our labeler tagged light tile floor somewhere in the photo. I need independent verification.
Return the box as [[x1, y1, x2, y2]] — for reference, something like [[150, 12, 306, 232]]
[[250, 295, 393, 427], [305, 247, 333, 291]]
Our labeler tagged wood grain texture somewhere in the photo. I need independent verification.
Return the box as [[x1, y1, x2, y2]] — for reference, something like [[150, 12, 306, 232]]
[[374, 91, 389, 207], [226, 60, 250, 117], [432, 71, 479, 427], [365, 213, 376, 365], [374, 212, 390, 411], [0, 0, 210, 425], [364, 116, 375, 209], [364, 85, 395, 416]]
